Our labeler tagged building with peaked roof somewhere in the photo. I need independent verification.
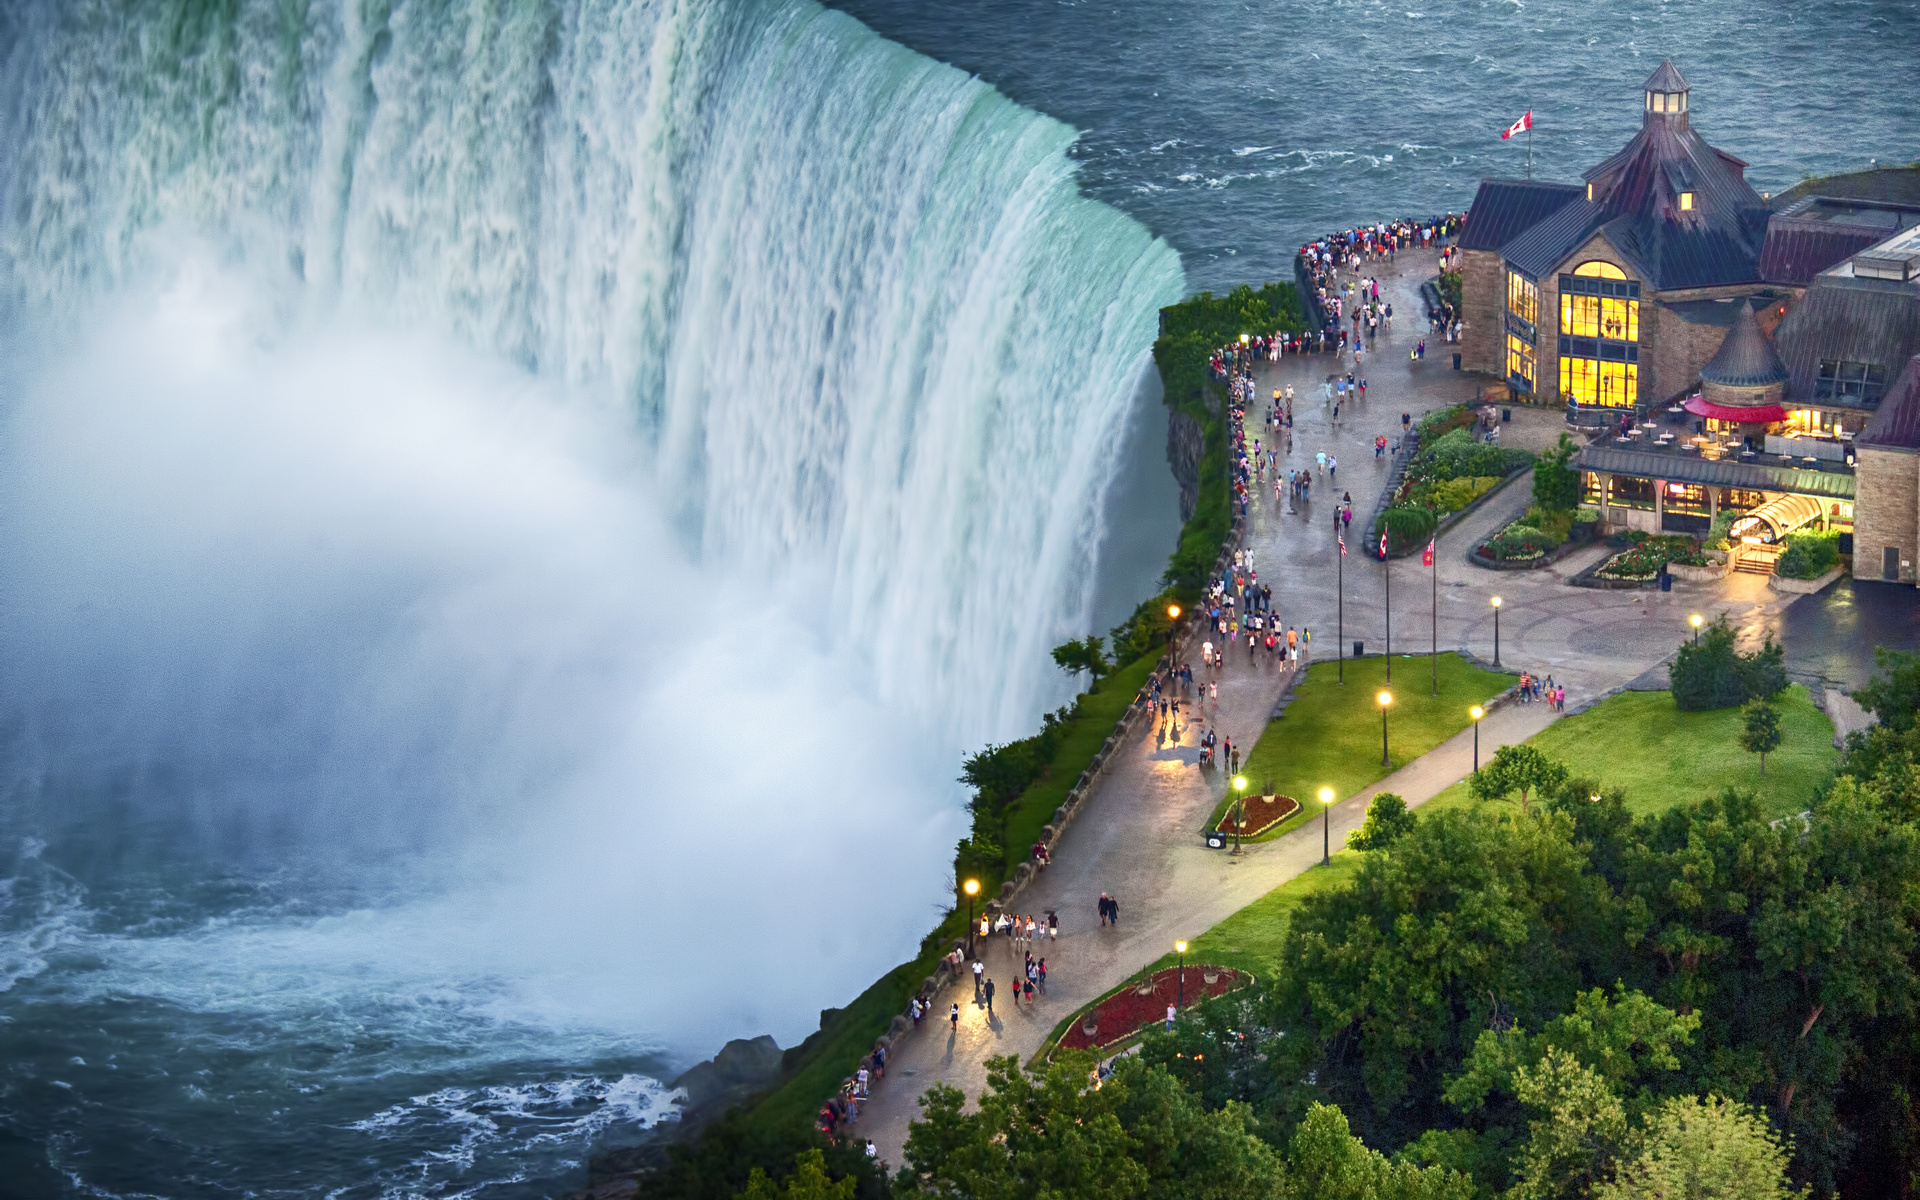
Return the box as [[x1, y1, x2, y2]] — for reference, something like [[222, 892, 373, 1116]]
[[1456, 62, 1920, 584]]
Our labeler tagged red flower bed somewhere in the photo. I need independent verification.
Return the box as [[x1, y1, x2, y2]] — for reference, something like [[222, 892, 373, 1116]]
[[1214, 794, 1300, 838], [1057, 967, 1247, 1052]]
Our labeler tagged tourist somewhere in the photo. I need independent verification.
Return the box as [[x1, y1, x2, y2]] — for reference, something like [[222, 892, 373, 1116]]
[[1038, 958, 1048, 993], [1048, 912, 1058, 940], [950, 1002, 960, 1031], [972, 957, 984, 999], [984, 978, 996, 1016], [1166, 1004, 1177, 1032]]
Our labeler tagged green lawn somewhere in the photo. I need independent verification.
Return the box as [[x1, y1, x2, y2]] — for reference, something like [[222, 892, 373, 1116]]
[[1170, 683, 1840, 1005], [1217, 653, 1513, 840], [1507, 683, 1837, 819]]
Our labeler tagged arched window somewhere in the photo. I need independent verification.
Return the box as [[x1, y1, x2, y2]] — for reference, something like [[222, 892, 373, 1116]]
[[1574, 261, 1627, 280], [1558, 261, 1639, 408]]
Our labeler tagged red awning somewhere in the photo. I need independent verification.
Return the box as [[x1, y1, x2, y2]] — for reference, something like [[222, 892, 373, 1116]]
[[1684, 395, 1787, 423]]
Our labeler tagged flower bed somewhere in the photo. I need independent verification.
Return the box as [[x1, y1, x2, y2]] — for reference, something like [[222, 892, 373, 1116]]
[[1214, 794, 1301, 838], [1056, 967, 1249, 1052], [1595, 532, 1704, 580]]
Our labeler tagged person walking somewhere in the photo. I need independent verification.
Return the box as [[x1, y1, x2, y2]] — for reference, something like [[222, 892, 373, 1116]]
[[950, 1002, 960, 1031], [984, 978, 996, 1016], [972, 958, 984, 1000], [1166, 1004, 1177, 1032]]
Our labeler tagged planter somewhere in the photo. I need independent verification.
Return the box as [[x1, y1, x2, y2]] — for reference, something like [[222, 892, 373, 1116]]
[[1053, 967, 1250, 1053], [1665, 560, 1728, 582], [1570, 558, 1658, 590], [1768, 566, 1845, 594], [1469, 536, 1586, 572], [1213, 794, 1301, 839]]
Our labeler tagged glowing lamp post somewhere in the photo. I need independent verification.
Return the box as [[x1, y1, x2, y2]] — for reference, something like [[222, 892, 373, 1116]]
[[1490, 596, 1503, 668], [1469, 705, 1485, 773], [1690, 613, 1703, 644], [1318, 786, 1335, 865], [1377, 690, 1394, 768], [1175, 940, 1188, 1008], [963, 878, 980, 957], [1166, 604, 1182, 675], [1231, 774, 1248, 855]]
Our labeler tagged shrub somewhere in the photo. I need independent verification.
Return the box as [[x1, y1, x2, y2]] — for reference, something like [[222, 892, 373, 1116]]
[[1775, 529, 1841, 580], [1705, 511, 1736, 551], [1670, 615, 1787, 711], [1415, 474, 1502, 515], [1488, 525, 1557, 561], [1379, 506, 1438, 555], [1531, 432, 1580, 513], [1347, 793, 1417, 851], [1417, 405, 1476, 441], [1521, 504, 1575, 545]]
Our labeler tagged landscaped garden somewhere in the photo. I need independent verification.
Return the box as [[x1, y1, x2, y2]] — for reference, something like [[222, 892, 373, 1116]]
[[1375, 406, 1535, 555], [1050, 966, 1249, 1054], [1475, 432, 1604, 565], [1775, 527, 1842, 579], [1210, 652, 1512, 841], [1591, 530, 1710, 580], [1213, 792, 1299, 838]]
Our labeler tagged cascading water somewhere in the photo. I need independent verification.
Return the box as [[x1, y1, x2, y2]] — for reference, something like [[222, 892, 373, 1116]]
[[0, 0, 1184, 1193]]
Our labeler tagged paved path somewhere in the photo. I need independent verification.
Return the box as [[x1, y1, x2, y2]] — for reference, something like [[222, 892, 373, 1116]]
[[852, 244, 1809, 1162]]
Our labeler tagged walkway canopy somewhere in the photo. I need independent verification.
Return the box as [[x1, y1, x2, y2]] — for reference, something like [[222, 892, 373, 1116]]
[[1729, 492, 1824, 542]]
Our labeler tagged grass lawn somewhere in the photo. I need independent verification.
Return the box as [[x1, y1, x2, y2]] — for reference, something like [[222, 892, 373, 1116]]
[[1217, 652, 1512, 841], [1167, 684, 1840, 1011], [1509, 683, 1837, 819]]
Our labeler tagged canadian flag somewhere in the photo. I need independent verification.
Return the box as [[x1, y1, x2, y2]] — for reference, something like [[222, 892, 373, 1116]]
[[1423, 539, 1436, 567], [1501, 111, 1533, 140], [1379, 531, 1389, 560]]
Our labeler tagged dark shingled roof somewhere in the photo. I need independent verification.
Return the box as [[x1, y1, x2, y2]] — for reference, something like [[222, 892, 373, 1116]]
[[1576, 65, 1771, 290], [1644, 59, 1690, 93], [1460, 179, 1584, 255], [1499, 198, 1606, 278], [1760, 197, 1920, 286], [1773, 275, 1920, 406], [1573, 443, 1856, 499], [1774, 167, 1920, 212], [1700, 299, 1789, 387], [1858, 357, 1920, 452]]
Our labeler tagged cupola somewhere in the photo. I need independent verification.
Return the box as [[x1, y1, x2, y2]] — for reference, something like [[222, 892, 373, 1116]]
[[1643, 59, 1690, 130]]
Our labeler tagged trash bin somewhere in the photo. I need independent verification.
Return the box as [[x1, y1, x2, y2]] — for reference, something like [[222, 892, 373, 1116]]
[[1659, 570, 1673, 592], [1205, 830, 1228, 850], [1353, 640, 1365, 657], [1452, 352, 1462, 370], [1502, 407, 1512, 423]]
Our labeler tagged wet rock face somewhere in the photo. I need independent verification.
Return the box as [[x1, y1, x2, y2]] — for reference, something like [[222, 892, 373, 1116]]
[[671, 1035, 784, 1114], [1168, 407, 1205, 522]]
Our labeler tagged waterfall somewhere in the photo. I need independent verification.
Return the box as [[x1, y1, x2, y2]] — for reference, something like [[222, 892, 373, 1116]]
[[0, 6, 1182, 1185]]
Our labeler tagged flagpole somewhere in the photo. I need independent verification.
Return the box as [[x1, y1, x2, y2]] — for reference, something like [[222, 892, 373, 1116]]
[[1431, 539, 1439, 696], [1383, 542, 1392, 684], [1337, 515, 1345, 685], [1526, 104, 1533, 180]]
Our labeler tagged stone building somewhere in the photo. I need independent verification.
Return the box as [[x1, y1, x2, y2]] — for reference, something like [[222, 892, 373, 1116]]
[[1457, 61, 1920, 583]]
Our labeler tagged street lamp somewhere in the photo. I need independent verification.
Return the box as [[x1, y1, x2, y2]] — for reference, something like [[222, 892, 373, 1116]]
[[1490, 597, 1503, 668], [1469, 705, 1485, 773], [1166, 604, 1182, 675], [1377, 690, 1394, 767], [1318, 787, 1335, 865], [1231, 775, 1248, 855], [1690, 613, 1703, 643], [963, 878, 980, 957], [1175, 940, 1188, 1008]]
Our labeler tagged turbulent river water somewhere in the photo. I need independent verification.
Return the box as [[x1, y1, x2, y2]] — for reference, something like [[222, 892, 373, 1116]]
[[0, 0, 1913, 1195]]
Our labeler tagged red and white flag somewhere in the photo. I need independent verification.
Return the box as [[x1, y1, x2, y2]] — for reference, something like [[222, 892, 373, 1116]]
[[1379, 530, 1389, 560], [1338, 534, 1347, 557], [1501, 111, 1533, 140], [1423, 539, 1435, 567]]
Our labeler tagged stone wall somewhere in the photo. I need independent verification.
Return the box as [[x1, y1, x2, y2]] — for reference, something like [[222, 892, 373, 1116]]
[[1855, 447, 1920, 585], [1459, 248, 1505, 375], [1167, 407, 1206, 522], [1647, 309, 1731, 406]]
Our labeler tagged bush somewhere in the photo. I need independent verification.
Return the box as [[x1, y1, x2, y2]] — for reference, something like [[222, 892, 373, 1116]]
[[1670, 615, 1786, 711], [1416, 405, 1476, 441], [1413, 474, 1502, 515], [1487, 525, 1557, 561], [1347, 793, 1417, 851], [1531, 432, 1580, 513], [1705, 511, 1736, 552], [1775, 529, 1841, 579], [1379, 506, 1438, 555]]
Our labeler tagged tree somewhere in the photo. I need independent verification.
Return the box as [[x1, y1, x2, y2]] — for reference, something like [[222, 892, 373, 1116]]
[[1532, 433, 1581, 513], [1741, 697, 1782, 777], [1594, 1094, 1807, 1200], [1854, 647, 1920, 733], [1284, 1103, 1473, 1200], [1469, 745, 1570, 813], [738, 1150, 857, 1200], [1504, 1049, 1631, 1200], [1670, 616, 1785, 711], [1051, 635, 1110, 683], [1348, 793, 1418, 851]]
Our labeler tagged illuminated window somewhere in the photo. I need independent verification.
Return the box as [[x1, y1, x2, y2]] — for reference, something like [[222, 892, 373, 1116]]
[[1506, 270, 1538, 327], [1665, 483, 1710, 516], [1587, 182, 1595, 202], [1582, 472, 1604, 505], [1507, 333, 1536, 393], [1679, 192, 1694, 211], [1559, 357, 1638, 408], [1715, 488, 1765, 514], [1575, 262, 1626, 280]]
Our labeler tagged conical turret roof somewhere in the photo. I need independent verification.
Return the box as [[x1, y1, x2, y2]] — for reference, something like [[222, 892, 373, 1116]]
[[1644, 59, 1689, 93], [1700, 298, 1788, 389]]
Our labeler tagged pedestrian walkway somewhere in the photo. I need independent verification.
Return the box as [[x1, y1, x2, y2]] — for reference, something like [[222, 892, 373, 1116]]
[[851, 241, 1801, 1164]]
